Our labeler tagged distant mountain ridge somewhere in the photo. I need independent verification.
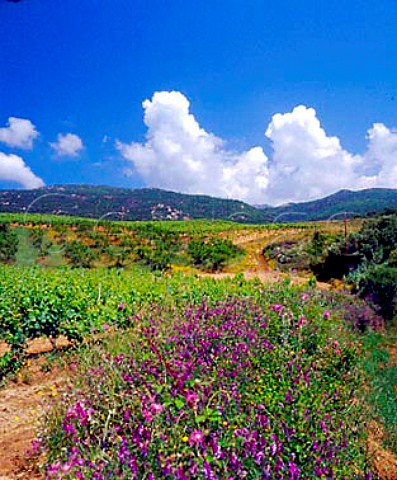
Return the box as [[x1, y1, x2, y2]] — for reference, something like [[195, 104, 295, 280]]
[[0, 184, 269, 223], [0, 185, 396, 223], [259, 188, 397, 221]]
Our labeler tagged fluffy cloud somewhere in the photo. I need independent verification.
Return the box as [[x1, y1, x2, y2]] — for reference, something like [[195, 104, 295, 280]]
[[50, 133, 84, 158], [362, 123, 397, 188], [117, 91, 269, 203], [263, 105, 367, 203], [264, 107, 397, 203], [0, 117, 39, 150], [117, 91, 397, 205], [0, 152, 44, 188]]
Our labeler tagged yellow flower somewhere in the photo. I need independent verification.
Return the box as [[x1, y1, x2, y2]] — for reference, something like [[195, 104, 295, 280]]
[[182, 436, 189, 443]]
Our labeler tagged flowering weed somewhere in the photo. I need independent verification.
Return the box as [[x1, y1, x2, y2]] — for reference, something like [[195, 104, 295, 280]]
[[38, 287, 372, 479]]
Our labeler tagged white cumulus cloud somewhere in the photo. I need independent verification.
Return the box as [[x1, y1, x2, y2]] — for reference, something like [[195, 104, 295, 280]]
[[362, 123, 397, 188], [50, 133, 84, 158], [0, 152, 44, 188], [263, 105, 367, 204], [116, 91, 397, 205], [0, 117, 39, 150], [116, 91, 269, 203], [264, 106, 397, 204]]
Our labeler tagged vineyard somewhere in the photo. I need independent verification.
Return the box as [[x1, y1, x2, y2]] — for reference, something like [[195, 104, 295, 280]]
[[0, 215, 396, 479], [4, 1, 397, 478]]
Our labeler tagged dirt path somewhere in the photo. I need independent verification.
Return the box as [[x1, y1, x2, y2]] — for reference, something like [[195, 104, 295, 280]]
[[366, 332, 397, 480], [367, 421, 397, 480], [215, 228, 332, 290], [203, 252, 331, 290], [0, 361, 67, 480]]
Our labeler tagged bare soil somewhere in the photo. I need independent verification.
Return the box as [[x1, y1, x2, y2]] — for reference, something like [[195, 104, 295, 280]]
[[367, 421, 397, 480], [0, 336, 71, 358], [0, 359, 68, 480]]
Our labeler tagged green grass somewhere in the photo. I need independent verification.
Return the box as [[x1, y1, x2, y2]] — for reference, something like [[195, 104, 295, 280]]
[[362, 331, 397, 453]]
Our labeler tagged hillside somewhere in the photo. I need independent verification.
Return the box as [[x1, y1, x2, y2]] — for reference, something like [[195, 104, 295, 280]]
[[0, 185, 396, 223], [0, 184, 270, 223], [259, 188, 397, 221]]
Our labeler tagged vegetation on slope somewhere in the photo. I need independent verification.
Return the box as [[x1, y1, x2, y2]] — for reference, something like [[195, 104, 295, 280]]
[[0, 185, 270, 223], [1, 184, 397, 223], [260, 188, 397, 222]]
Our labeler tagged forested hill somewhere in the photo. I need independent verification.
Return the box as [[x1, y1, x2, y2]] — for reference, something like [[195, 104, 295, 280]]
[[258, 188, 397, 221], [0, 185, 270, 223], [0, 185, 396, 223]]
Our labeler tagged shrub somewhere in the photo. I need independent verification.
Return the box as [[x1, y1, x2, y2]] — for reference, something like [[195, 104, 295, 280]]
[[355, 265, 397, 321], [354, 215, 397, 264], [312, 214, 397, 281], [187, 237, 242, 271], [0, 223, 18, 263], [65, 240, 97, 268]]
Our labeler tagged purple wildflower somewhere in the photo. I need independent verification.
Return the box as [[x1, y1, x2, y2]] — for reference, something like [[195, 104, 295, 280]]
[[150, 403, 165, 415], [189, 430, 205, 445]]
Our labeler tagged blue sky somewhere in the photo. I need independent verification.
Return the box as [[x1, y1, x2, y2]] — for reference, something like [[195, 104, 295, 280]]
[[1, 0, 397, 204]]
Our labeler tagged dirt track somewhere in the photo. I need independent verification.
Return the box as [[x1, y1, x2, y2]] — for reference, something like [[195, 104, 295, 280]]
[[0, 360, 67, 480]]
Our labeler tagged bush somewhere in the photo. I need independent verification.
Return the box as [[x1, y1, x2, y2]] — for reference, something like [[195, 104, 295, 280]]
[[311, 214, 397, 287], [65, 240, 97, 268], [264, 240, 310, 271], [134, 230, 181, 271], [0, 223, 18, 263], [355, 265, 397, 321], [188, 237, 242, 271], [354, 215, 397, 264]]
